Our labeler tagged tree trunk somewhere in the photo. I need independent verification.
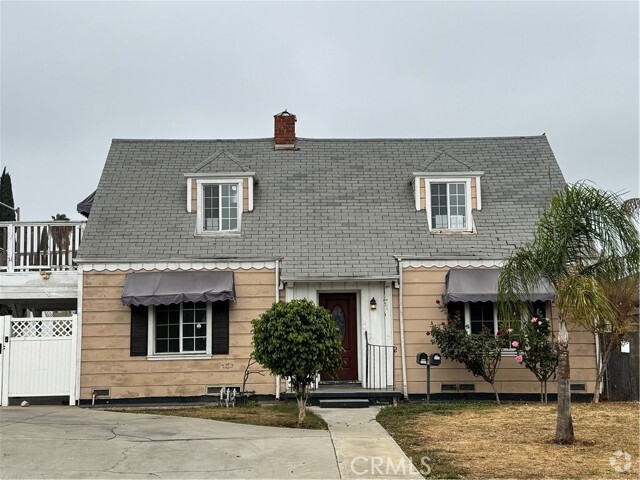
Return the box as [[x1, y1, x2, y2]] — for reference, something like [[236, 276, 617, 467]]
[[296, 383, 308, 427], [555, 314, 574, 444], [491, 383, 500, 405], [544, 380, 548, 404], [540, 381, 544, 403], [593, 336, 616, 403]]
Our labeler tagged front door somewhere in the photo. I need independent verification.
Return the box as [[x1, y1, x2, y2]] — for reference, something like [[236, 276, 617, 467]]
[[319, 293, 358, 381]]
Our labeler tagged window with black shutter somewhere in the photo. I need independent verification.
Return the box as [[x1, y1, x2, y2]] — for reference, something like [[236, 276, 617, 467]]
[[130, 305, 149, 356], [212, 301, 229, 355]]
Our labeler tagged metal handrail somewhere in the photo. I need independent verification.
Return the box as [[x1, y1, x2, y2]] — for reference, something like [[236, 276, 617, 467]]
[[364, 331, 397, 390]]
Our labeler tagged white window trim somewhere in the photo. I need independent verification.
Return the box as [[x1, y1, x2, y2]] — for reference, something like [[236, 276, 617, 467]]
[[425, 178, 473, 232], [196, 178, 244, 234], [147, 302, 213, 358]]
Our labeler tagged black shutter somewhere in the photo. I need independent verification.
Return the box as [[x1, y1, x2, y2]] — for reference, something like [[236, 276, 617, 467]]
[[130, 305, 148, 356], [212, 301, 229, 355]]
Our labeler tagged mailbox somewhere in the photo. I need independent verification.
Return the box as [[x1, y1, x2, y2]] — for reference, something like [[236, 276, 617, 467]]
[[416, 352, 429, 365], [429, 353, 442, 366]]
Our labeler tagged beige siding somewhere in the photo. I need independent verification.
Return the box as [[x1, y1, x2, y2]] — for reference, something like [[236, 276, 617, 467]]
[[81, 268, 277, 400], [191, 180, 197, 212], [395, 266, 597, 395], [243, 180, 249, 213], [471, 177, 477, 210]]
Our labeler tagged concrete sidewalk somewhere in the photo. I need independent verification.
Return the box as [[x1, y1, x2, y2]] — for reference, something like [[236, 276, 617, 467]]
[[312, 407, 424, 479], [0, 406, 339, 479]]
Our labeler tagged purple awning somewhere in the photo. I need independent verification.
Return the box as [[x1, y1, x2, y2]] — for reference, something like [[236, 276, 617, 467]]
[[443, 268, 554, 303], [122, 271, 235, 306]]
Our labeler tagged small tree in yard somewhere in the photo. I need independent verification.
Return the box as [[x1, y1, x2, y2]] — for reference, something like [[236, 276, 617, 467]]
[[252, 300, 343, 426], [511, 311, 559, 403], [429, 310, 504, 404], [591, 277, 639, 403]]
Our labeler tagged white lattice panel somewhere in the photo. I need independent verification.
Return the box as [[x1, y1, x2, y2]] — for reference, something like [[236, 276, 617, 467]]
[[11, 319, 73, 338]]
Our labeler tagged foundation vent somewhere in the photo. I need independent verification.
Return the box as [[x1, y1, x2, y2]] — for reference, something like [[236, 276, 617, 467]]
[[93, 388, 111, 398], [570, 383, 586, 392], [441, 383, 475, 392]]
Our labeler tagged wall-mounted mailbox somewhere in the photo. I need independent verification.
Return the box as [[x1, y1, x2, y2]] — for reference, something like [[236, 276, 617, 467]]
[[416, 352, 429, 365], [429, 353, 442, 366]]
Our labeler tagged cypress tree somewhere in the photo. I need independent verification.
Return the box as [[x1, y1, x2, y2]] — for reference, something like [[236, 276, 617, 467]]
[[0, 167, 16, 221]]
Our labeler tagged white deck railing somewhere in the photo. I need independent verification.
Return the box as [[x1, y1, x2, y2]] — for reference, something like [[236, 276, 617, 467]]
[[0, 221, 85, 273]]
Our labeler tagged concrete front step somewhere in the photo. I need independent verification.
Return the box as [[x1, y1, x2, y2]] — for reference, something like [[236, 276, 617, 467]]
[[318, 398, 370, 408]]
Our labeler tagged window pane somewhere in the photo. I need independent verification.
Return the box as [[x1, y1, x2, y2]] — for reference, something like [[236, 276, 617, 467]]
[[220, 184, 239, 231], [470, 301, 494, 334], [446, 301, 466, 330], [430, 183, 448, 228], [449, 183, 467, 229], [156, 305, 180, 353], [181, 301, 207, 352], [203, 185, 220, 231]]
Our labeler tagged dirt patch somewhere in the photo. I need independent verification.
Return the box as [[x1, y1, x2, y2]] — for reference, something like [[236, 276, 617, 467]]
[[111, 402, 327, 430], [379, 402, 639, 479]]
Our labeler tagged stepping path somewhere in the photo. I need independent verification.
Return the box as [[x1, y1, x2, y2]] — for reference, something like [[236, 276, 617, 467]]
[[312, 407, 424, 479]]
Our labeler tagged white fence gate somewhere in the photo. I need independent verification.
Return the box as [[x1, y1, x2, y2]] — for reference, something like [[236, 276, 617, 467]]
[[0, 315, 78, 406]]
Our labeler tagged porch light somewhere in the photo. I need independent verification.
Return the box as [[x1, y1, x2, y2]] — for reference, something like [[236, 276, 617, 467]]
[[370, 297, 377, 310]]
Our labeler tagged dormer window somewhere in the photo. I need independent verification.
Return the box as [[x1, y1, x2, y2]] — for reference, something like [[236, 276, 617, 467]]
[[430, 181, 468, 230], [412, 171, 484, 233], [196, 179, 243, 234], [203, 183, 239, 232], [184, 170, 257, 236]]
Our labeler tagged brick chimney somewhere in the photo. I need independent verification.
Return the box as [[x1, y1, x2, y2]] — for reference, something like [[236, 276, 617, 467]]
[[274, 110, 296, 150]]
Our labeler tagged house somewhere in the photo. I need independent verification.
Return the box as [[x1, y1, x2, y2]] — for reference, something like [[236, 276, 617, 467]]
[[72, 111, 597, 403]]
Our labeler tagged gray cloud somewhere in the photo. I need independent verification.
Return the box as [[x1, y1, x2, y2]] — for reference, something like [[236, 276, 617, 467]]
[[1, 1, 637, 220]]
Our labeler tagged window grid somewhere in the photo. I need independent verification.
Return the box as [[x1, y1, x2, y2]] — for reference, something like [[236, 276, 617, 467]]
[[430, 182, 467, 230], [155, 302, 207, 354], [202, 183, 239, 232]]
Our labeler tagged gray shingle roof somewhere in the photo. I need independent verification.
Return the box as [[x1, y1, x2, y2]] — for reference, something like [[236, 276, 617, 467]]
[[78, 136, 565, 278]]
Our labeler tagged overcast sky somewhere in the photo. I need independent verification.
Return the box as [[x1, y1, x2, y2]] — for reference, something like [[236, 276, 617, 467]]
[[1, 1, 638, 221]]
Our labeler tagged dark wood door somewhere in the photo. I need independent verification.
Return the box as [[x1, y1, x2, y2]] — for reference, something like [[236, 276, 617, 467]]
[[319, 293, 358, 381]]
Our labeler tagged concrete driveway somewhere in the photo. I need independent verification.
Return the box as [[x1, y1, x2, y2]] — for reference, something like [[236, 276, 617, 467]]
[[0, 406, 339, 479]]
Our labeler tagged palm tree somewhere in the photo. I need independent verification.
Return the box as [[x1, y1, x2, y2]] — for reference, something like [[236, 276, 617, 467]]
[[498, 183, 639, 444]]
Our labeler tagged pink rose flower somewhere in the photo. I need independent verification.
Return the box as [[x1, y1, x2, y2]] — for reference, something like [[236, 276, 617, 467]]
[[511, 340, 519, 348], [538, 320, 542, 325], [531, 317, 538, 323], [507, 328, 513, 333], [515, 355, 523, 363]]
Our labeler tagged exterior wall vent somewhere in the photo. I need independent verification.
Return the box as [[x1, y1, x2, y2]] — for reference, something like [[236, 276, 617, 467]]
[[570, 383, 587, 392], [93, 388, 110, 398], [441, 383, 475, 392]]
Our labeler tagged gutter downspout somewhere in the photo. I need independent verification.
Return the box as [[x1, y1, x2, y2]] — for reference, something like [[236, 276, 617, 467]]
[[398, 258, 409, 400], [275, 259, 281, 400]]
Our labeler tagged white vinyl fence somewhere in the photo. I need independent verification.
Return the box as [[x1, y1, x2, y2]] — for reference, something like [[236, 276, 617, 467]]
[[0, 315, 78, 406]]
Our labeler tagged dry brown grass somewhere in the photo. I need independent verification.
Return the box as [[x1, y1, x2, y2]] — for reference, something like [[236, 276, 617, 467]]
[[379, 402, 639, 479]]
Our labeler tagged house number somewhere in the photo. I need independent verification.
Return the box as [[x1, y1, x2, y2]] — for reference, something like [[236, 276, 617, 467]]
[[221, 363, 234, 369]]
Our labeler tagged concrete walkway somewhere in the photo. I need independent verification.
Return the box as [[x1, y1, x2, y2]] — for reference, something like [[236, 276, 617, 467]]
[[312, 407, 424, 479], [0, 406, 339, 479]]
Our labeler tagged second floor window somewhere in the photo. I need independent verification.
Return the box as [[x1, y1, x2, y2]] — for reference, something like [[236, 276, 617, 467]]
[[430, 182, 468, 230], [198, 182, 241, 233]]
